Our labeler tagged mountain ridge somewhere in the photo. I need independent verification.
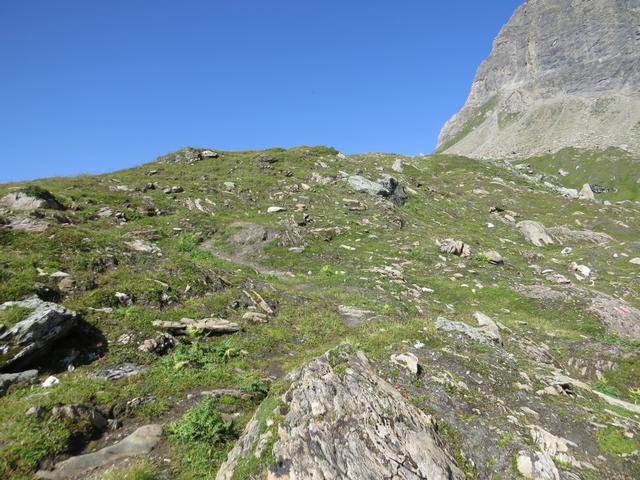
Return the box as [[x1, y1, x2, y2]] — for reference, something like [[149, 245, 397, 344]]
[[437, 0, 640, 158]]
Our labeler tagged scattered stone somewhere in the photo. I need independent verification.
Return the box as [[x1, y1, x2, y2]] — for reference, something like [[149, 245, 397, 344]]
[[517, 221, 554, 246], [5, 217, 49, 232], [92, 363, 144, 381], [561, 247, 573, 255], [438, 238, 471, 257], [516, 450, 560, 480], [51, 212, 72, 224], [115, 292, 132, 306], [392, 158, 404, 173], [200, 389, 256, 400], [629, 258, 640, 265], [152, 318, 241, 335], [138, 332, 177, 355], [579, 183, 595, 201], [51, 404, 108, 431], [26, 405, 46, 417], [36, 424, 162, 480], [436, 316, 501, 345], [0, 298, 78, 370], [125, 239, 161, 255], [569, 262, 591, 277], [390, 352, 421, 375], [378, 175, 407, 206], [255, 153, 278, 164], [200, 149, 219, 158], [514, 285, 567, 302], [348, 175, 388, 196], [240, 290, 276, 316], [547, 226, 612, 244], [216, 347, 464, 480], [49, 271, 75, 293], [242, 311, 268, 322], [473, 311, 502, 344], [0, 369, 38, 397], [347, 175, 406, 206], [267, 206, 286, 213], [587, 290, 640, 340], [484, 250, 504, 264], [42, 375, 60, 387], [529, 425, 591, 470], [337, 305, 379, 327], [589, 184, 613, 194], [343, 198, 366, 211]]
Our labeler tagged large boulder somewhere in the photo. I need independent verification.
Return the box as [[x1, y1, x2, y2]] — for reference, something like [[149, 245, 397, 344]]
[[0, 298, 78, 371], [0, 189, 63, 211], [347, 175, 388, 196], [517, 220, 555, 246], [216, 346, 464, 479], [347, 175, 407, 206]]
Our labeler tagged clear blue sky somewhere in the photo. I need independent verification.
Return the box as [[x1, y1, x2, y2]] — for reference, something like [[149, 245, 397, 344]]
[[0, 0, 522, 182]]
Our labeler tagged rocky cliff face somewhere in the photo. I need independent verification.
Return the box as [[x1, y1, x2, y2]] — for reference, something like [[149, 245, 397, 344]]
[[437, 0, 640, 158]]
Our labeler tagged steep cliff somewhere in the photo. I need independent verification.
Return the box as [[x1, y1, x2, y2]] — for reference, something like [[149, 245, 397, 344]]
[[437, 0, 640, 158]]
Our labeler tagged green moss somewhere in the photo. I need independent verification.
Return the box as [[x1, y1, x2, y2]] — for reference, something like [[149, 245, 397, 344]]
[[0, 306, 31, 328], [596, 427, 639, 455]]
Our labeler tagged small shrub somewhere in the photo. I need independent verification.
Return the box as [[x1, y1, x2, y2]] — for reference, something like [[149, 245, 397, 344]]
[[242, 378, 269, 398], [166, 398, 235, 444], [629, 386, 640, 404], [21, 185, 56, 201], [593, 378, 619, 397]]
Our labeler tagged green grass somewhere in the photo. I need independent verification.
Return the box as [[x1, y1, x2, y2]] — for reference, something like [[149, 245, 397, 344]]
[[516, 147, 640, 201], [596, 427, 639, 456], [0, 145, 638, 478], [166, 398, 236, 444], [0, 306, 32, 328], [100, 461, 162, 480]]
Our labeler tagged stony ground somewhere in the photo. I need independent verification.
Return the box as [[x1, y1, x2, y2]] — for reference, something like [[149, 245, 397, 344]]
[[0, 146, 639, 479]]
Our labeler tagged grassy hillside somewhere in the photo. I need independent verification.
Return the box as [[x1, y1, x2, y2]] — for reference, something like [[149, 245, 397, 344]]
[[513, 147, 640, 201], [0, 146, 639, 479]]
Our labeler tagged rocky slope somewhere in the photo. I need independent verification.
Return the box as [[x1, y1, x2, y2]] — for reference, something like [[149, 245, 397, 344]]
[[437, 0, 640, 159], [0, 146, 639, 479]]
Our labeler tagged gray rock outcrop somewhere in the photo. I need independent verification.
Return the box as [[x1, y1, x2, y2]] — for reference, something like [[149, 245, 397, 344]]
[[517, 220, 554, 246], [0, 191, 63, 211], [347, 175, 407, 206], [437, 0, 640, 158], [0, 298, 78, 370], [216, 346, 464, 479]]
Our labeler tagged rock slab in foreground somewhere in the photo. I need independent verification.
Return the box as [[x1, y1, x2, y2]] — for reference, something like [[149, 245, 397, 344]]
[[217, 346, 464, 480], [35, 424, 162, 479]]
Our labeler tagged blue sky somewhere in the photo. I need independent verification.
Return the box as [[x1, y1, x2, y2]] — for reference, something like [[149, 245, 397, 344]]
[[0, 0, 522, 181]]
